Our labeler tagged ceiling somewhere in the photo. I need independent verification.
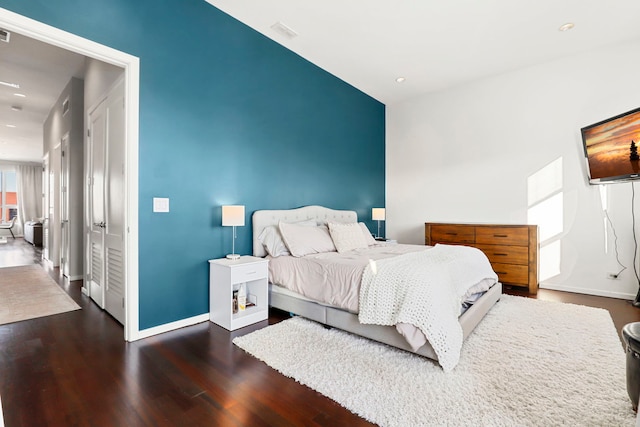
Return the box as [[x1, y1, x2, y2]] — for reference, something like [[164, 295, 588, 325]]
[[3, 2, 640, 164], [0, 31, 85, 164], [206, 0, 640, 104]]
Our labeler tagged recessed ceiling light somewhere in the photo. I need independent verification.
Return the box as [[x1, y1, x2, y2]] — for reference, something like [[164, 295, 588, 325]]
[[559, 23, 575, 32], [396, 77, 406, 83], [10, 106, 22, 112], [5, 124, 16, 128], [13, 93, 26, 98], [0, 80, 20, 89]]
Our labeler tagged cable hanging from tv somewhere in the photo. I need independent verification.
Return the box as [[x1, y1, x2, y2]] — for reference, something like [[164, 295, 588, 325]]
[[631, 182, 640, 308]]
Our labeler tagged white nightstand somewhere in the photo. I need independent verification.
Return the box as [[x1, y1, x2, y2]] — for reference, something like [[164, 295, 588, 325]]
[[209, 256, 269, 331]]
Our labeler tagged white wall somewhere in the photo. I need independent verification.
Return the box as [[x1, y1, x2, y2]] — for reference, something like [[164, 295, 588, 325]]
[[387, 38, 640, 299], [43, 77, 84, 270], [84, 58, 123, 111]]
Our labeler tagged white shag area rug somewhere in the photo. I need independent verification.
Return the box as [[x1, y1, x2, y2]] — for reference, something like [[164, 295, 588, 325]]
[[233, 295, 636, 426]]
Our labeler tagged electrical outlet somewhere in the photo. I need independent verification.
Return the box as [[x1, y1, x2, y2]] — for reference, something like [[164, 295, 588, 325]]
[[607, 273, 619, 280]]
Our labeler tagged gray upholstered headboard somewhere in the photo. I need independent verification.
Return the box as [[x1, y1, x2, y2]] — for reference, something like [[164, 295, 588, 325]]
[[252, 205, 358, 257]]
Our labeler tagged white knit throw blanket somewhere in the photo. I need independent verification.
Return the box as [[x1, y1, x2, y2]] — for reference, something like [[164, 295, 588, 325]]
[[358, 244, 498, 371]]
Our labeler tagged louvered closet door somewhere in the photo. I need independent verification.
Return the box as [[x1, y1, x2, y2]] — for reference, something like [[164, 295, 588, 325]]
[[88, 97, 106, 310], [103, 83, 125, 325], [87, 79, 125, 325]]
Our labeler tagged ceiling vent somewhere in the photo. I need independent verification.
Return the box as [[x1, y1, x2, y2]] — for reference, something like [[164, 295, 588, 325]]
[[0, 29, 10, 43], [270, 22, 298, 39]]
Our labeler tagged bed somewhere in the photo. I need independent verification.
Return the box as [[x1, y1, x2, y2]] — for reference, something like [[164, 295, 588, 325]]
[[252, 205, 502, 370]]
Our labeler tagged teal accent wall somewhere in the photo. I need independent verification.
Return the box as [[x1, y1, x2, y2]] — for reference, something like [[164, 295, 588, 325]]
[[0, 0, 385, 329]]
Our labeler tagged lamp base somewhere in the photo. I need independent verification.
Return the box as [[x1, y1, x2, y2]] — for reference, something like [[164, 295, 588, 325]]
[[226, 254, 241, 260]]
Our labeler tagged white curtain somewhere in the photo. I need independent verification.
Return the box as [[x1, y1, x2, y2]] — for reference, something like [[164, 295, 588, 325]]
[[16, 164, 43, 235]]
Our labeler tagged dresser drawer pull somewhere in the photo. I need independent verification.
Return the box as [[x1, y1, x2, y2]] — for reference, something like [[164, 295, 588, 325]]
[[493, 253, 508, 256], [493, 234, 508, 238], [495, 271, 508, 275], [245, 271, 257, 275], [445, 232, 458, 236]]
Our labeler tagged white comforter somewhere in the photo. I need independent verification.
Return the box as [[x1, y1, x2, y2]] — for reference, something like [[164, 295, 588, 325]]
[[358, 244, 498, 371]]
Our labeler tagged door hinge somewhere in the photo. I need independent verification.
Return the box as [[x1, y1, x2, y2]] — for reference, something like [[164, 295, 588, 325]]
[[122, 298, 125, 308], [87, 129, 91, 137], [61, 150, 65, 157]]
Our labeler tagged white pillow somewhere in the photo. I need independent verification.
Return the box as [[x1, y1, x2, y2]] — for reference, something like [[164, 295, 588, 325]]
[[279, 221, 336, 257], [328, 222, 369, 253], [258, 219, 316, 257], [358, 222, 377, 246]]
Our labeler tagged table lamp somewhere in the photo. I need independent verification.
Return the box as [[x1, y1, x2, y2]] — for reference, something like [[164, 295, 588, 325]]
[[372, 208, 385, 239], [222, 205, 245, 260]]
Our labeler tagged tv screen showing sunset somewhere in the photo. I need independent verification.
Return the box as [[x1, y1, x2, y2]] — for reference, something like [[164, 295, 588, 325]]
[[583, 109, 640, 180]]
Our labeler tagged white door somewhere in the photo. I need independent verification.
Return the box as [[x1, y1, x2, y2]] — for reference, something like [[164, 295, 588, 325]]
[[42, 154, 50, 261], [88, 100, 105, 309], [87, 80, 125, 324], [103, 83, 126, 324], [60, 134, 70, 277], [48, 144, 60, 267]]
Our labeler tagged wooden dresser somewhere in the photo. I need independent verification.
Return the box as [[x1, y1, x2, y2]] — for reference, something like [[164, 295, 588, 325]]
[[425, 222, 539, 294]]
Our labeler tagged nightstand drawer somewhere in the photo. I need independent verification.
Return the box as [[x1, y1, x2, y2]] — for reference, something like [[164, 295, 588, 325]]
[[474, 244, 528, 265], [429, 225, 475, 244], [475, 227, 528, 246], [231, 262, 268, 284], [491, 262, 529, 285]]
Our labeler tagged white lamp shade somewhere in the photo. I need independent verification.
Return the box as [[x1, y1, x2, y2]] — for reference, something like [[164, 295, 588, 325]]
[[372, 208, 386, 221], [222, 205, 245, 226]]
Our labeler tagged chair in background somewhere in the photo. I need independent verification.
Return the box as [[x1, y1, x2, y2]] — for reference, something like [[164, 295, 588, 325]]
[[0, 217, 17, 239]]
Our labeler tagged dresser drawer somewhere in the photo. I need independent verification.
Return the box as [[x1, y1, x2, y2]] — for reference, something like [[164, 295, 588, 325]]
[[491, 262, 529, 285], [475, 226, 528, 246], [429, 225, 475, 244], [230, 262, 268, 284], [474, 244, 528, 265]]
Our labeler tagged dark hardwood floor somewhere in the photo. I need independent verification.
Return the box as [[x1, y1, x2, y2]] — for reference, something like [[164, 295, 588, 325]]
[[1, 238, 639, 426]]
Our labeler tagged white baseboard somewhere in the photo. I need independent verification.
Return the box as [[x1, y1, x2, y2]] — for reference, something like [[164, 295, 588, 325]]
[[64, 274, 83, 281], [540, 283, 635, 300], [43, 258, 58, 268], [81, 286, 89, 296], [133, 313, 210, 341]]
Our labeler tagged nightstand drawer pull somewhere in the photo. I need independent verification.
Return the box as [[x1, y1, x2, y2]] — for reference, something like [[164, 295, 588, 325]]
[[230, 263, 269, 283], [494, 234, 508, 238], [494, 253, 508, 256], [445, 232, 458, 235]]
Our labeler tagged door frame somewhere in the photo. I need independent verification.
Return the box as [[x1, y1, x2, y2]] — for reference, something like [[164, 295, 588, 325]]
[[0, 7, 140, 341], [60, 132, 69, 277]]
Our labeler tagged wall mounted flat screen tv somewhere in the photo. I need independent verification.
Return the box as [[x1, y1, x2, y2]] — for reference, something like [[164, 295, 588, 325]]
[[581, 107, 640, 184]]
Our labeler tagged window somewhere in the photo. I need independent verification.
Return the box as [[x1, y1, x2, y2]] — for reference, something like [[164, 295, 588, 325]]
[[0, 170, 18, 222]]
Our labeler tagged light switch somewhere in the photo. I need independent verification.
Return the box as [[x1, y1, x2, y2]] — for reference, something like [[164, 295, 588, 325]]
[[153, 197, 169, 213]]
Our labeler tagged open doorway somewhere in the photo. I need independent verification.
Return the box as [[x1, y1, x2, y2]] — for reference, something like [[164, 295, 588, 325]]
[[0, 8, 140, 341]]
